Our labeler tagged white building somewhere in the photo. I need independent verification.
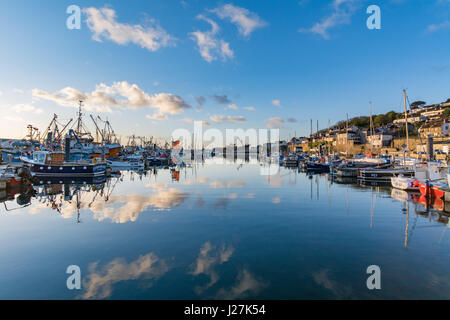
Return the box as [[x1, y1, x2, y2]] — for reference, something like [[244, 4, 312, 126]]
[[367, 134, 393, 148], [421, 109, 445, 118], [393, 116, 426, 124]]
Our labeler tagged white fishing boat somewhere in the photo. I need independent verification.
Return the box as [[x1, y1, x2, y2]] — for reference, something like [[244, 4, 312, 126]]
[[391, 162, 446, 191], [107, 159, 144, 170], [391, 174, 418, 191]]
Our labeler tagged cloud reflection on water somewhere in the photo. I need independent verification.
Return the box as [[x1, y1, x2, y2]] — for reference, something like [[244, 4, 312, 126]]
[[190, 242, 234, 294], [81, 253, 169, 299], [29, 185, 189, 223]]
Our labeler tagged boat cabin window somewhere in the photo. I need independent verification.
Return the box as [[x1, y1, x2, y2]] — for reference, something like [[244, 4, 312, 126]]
[[33, 152, 47, 164]]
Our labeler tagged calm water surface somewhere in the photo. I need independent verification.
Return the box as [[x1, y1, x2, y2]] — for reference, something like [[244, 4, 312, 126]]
[[1, 159, 449, 299]]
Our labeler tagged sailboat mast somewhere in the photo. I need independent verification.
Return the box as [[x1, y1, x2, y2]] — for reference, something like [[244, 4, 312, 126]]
[[369, 102, 374, 152], [346, 113, 349, 157], [403, 90, 409, 151]]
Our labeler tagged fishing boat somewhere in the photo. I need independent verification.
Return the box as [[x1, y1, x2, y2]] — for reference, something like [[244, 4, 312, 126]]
[[334, 161, 380, 177], [147, 152, 170, 167], [391, 162, 443, 191], [283, 155, 299, 167], [1, 149, 30, 167], [391, 174, 419, 191], [107, 159, 144, 170], [418, 180, 447, 199], [305, 162, 330, 172], [21, 151, 106, 177], [405, 162, 448, 199], [358, 166, 414, 182], [0, 164, 32, 187]]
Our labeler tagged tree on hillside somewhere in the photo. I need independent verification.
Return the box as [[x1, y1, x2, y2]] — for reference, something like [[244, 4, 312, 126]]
[[444, 107, 450, 117]]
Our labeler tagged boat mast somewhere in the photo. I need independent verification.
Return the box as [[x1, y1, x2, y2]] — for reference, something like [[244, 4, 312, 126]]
[[346, 113, 349, 157], [403, 90, 409, 151], [76, 100, 83, 136], [369, 101, 374, 153]]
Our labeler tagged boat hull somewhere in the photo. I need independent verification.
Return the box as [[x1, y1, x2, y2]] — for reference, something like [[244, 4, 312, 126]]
[[28, 163, 106, 177], [306, 162, 330, 172], [391, 176, 419, 191], [359, 169, 414, 182], [418, 182, 446, 199], [107, 161, 144, 170], [33, 175, 107, 185]]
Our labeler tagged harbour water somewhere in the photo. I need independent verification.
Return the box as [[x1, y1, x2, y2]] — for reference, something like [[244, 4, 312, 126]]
[[1, 159, 449, 300]]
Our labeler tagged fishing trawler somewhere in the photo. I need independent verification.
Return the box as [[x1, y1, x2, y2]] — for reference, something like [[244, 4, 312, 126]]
[[358, 166, 415, 182], [21, 151, 106, 177], [334, 160, 381, 177]]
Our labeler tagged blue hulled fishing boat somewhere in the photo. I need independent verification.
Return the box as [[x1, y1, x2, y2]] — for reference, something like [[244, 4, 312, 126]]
[[21, 151, 106, 177]]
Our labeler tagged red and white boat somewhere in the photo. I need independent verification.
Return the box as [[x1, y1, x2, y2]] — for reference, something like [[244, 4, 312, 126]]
[[409, 162, 448, 199], [418, 181, 447, 199], [392, 162, 436, 191]]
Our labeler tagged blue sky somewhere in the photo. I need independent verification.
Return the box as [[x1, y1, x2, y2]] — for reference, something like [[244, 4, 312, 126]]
[[0, 0, 449, 142]]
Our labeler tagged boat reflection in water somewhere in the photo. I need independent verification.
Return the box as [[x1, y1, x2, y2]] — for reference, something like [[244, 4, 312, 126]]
[[1, 161, 450, 300]]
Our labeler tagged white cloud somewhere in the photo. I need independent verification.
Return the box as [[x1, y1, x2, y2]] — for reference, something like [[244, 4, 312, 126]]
[[13, 88, 25, 94], [146, 113, 169, 121], [427, 20, 450, 32], [210, 115, 246, 123], [0, 90, 3, 96], [32, 81, 190, 115], [265, 117, 284, 129], [272, 99, 281, 107], [84, 7, 175, 51], [265, 117, 284, 124], [298, 0, 361, 39], [212, 4, 267, 37], [228, 104, 256, 111], [183, 118, 210, 126], [4, 115, 24, 122], [12, 103, 43, 114], [190, 15, 234, 63]]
